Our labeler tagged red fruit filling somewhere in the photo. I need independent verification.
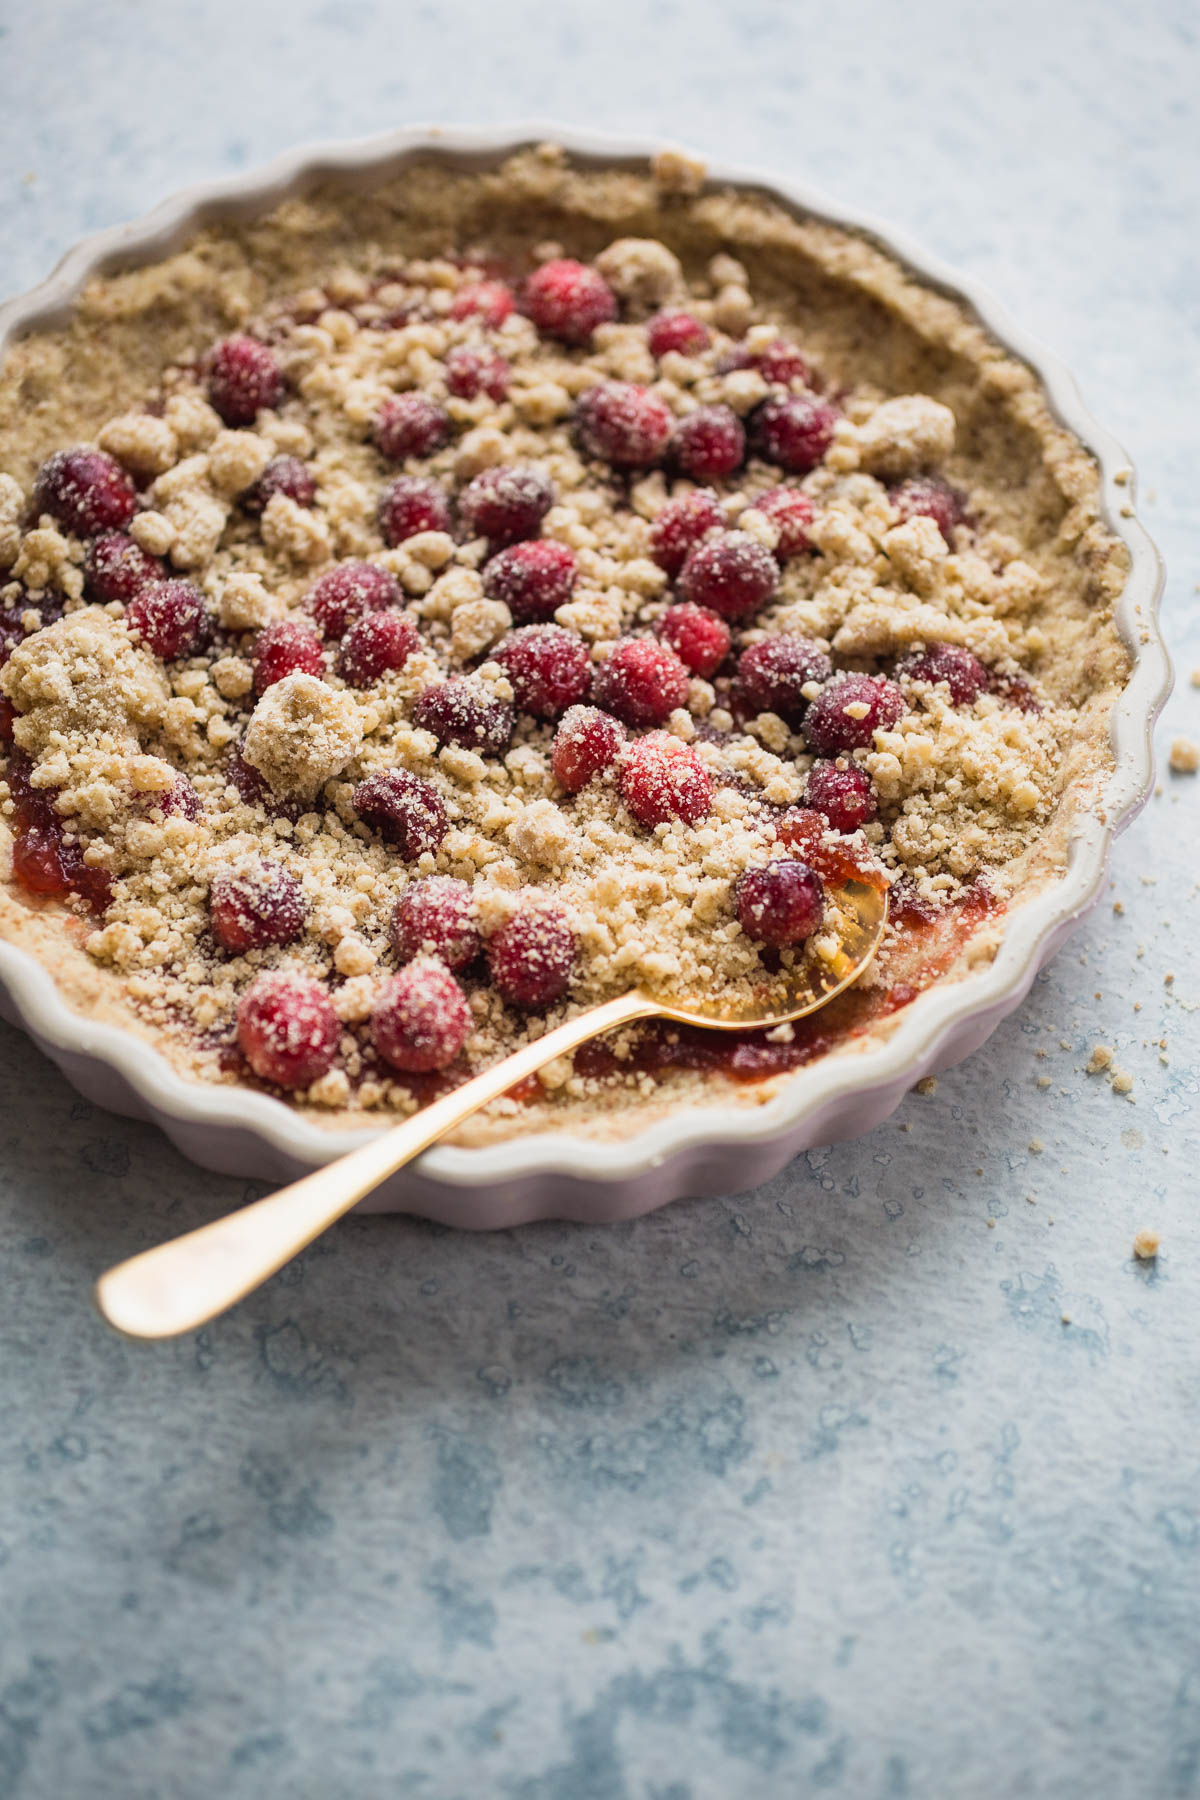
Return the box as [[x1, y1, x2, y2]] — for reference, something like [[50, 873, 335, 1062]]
[[205, 336, 283, 427], [620, 732, 713, 828], [649, 489, 724, 576], [450, 281, 514, 327], [487, 904, 577, 1008], [656, 603, 730, 679], [375, 392, 452, 461], [522, 259, 618, 345], [236, 971, 339, 1089], [337, 610, 420, 685], [755, 486, 815, 558], [551, 705, 626, 793], [33, 448, 137, 536], [497, 625, 591, 720], [803, 674, 904, 755], [749, 394, 838, 473], [242, 455, 316, 514], [672, 405, 745, 482], [372, 960, 473, 1073], [646, 310, 711, 357], [734, 636, 833, 725], [805, 761, 877, 833], [678, 531, 778, 620], [413, 679, 514, 754], [736, 859, 825, 946], [85, 532, 162, 604], [458, 464, 554, 547], [125, 580, 210, 660], [444, 346, 509, 402], [390, 876, 481, 970], [209, 860, 307, 953], [898, 641, 990, 705], [575, 382, 673, 468], [251, 618, 324, 694], [483, 539, 577, 623], [592, 636, 689, 728], [306, 562, 403, 638], [352, 769, 448, 858], [378, 475, 452, 548]]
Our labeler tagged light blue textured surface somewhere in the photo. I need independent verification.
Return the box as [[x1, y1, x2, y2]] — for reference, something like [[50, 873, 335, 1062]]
[[1, 3, 1199, 1794]]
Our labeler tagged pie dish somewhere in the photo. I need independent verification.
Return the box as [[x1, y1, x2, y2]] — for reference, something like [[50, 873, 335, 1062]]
[[0, 125, 1167, 1223]]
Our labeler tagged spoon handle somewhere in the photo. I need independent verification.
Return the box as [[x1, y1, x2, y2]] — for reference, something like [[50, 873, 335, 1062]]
[[94, 988, 656, 1341]]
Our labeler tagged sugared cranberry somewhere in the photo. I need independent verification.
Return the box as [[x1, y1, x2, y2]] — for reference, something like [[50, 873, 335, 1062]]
[[205, 336, 283, 428], [390, 876, 480, 970], [125, 580, 210, 660], [372, 960, 473, 1073], [754, 338, 813, 386], [459, 465, 554, 548], [378, 475, 452, 548], [483, 539, 577, 623], [242, 455, 316, 515], [899, 641, 989, 706], [338, 610, 420, 685], [749, 395, 838, 473], [251, 618, 324, 694], [236, 971, 339, 1089], [992, 669, 1041, 713], [734, 636, 832, 725], [522, 259, 618, 345], [620, 732, 712, 829], [672, 406, 745, 482], [715, 343, 756, 375], [891, 476, 964, 542], [307, 562, 403, 638], [497, 625, 591, 720], [736, 859, 825, 947], [209, 861, 307, 954], [678, 531, 778, 621], [352, 769, 448, 858], [450, 281, 514, 328], [656, 603, 730, 679], [592, 636, 689, 728], [647, 311, 711, 358], [551, 705, 625, 793], [444, 346, 509, 403], [575, 382, 673, 469], [158, 777, 202, 821], [32, 449, 136, 536], [805, 761, 877, 834], [84, 532, 162, 604], [804, 674, 904, 754], [413, 679, 514, 754], [375, 392, 452, 461], [487, 904, 577, 1009], [755, 486, 815, 558], [649, 489, 724, 576]]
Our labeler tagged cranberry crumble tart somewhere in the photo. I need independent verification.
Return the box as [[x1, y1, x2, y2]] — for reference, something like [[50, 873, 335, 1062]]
[[0, 146, 1130, 1144]]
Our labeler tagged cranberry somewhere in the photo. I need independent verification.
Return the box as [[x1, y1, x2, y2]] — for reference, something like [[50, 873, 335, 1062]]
[[756, 486, 815, 558], [804, 674, 904, 755], [498, 625, 591, 720], [209, 861, 307, 954], [592, 636, 689, 727], [378, 476, 452, 548], [158, 777, 202, 821], [483, 539, 577, 623], [672, 406, 745, 482], [32, 448, 136, 536], [236, 971, 340, 1089], [444, 346, 509, 403], [891, 476, 964, 541], [242, 455, 316, 515], [307, 562, 403, 639], [0, 697, 15, 743], [205, 336, 284, 427], [656, 603, 730, 679], [450, 281, 515, 328], [678, 531, 778, 621], [736, 859, 825, 946], [805, 761, 877, 833], [353, 769, 448, 858], [647, 310, 711, 358], [459, 465, 554, 548], [575, 382, 673, 468], [715, 343, 756, 375], [375, 392, 452, 462], [551, 704, 626, 793], [372, 960, 473, 1073], [125, 580, 210, 660], [993, 670, 1041, 713], [899, 641, 990, 706], [11, 826, 68, 897], [390, 876, 480, 970], [749, 395, 838, 473], [734, 636, 832, 725], [338, 610, 420, 685], [522, 259, 618, 345], [0, 607, 26, 666], [6, 756, 57, 829], [487, 904, 577, 1009], [413, 679, 514, 754], [754, 338, 813, 386], [649, 489, 724, 576], [620, 732, 713, 829], [84, 532, 162, 604], [251, 618, 324, 694]]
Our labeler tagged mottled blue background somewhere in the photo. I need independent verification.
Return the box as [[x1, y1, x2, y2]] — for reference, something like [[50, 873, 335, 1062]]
[[1, 3, 1199, 1795]]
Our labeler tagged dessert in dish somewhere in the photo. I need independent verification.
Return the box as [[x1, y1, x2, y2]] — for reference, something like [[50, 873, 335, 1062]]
[[0, 145, 1130, 1143]]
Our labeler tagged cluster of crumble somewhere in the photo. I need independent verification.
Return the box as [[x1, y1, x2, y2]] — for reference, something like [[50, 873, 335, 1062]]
[[0, 222, 1068, 1114]]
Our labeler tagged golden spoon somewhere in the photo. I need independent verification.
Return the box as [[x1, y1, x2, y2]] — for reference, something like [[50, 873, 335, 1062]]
[[94, 880, 887, 1341]]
